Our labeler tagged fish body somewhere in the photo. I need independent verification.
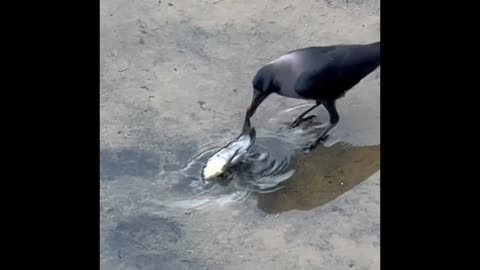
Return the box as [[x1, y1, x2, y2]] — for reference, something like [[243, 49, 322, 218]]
[[202, 117, 256, 180]]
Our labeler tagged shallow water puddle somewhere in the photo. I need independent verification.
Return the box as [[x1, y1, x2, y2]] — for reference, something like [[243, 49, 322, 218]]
[[156, 113, 379, 213]]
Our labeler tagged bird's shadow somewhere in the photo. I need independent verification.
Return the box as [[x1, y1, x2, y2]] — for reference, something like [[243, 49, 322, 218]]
[[255, 142, 380, 214]]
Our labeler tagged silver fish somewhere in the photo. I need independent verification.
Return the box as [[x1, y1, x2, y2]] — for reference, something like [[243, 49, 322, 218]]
[[202, 117, 256, 181]]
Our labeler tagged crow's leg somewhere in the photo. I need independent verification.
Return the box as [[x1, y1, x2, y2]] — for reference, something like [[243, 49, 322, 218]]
[[288, 101, 322, 128], [304, 100, 339, 152]]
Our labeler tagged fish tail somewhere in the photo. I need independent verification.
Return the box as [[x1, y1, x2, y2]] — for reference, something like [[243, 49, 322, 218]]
[[241, 114, 251, 134]]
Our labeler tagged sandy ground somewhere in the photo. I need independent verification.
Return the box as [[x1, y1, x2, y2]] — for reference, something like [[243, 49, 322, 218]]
[[100, 0, 380, 269]]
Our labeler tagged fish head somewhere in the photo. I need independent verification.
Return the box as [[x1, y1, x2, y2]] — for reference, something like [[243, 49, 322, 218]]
[[202, 148, 240, 181], [202, 155, 229, 180], [202, 118, 256, 182]]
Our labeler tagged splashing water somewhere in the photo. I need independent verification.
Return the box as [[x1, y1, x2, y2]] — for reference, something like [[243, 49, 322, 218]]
[[151, 104, 340, 211]]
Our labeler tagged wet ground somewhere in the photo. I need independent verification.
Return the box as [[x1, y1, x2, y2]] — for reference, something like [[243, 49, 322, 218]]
[[101, 0, 380, 269]]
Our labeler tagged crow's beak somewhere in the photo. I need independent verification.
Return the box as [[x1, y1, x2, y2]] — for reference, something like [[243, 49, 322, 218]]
[[247, 89, 268, 119]]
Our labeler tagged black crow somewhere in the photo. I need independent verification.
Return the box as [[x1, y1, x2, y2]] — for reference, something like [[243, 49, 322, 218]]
[[246, 41, 380, 151]]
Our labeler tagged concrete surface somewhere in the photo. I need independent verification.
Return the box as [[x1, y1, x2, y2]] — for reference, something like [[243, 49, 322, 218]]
[[100, 0, 380, 269]]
